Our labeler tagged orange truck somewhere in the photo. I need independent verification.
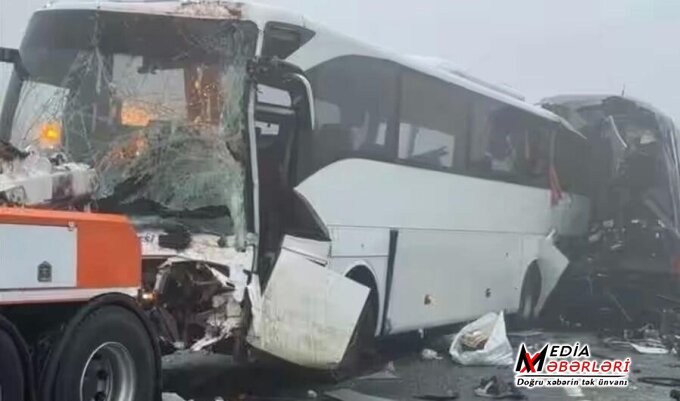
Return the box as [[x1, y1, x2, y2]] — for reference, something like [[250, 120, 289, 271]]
[[0, 207, 161, 401]]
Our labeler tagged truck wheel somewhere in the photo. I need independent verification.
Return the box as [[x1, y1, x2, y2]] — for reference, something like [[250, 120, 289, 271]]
[[0, 330, 25, 401], [53, 306, 155, 401]]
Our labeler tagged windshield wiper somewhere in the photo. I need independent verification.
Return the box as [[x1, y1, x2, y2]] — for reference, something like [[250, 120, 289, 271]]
[[98, 196, 229, 219]]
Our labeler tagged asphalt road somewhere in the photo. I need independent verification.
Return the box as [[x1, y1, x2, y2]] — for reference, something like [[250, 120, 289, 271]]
[[162, 330, 680, 401]]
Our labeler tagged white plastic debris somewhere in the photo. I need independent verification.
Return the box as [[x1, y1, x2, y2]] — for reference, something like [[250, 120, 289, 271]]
[[449, 311, 513, 366], [307, 389, 318, 398], [162, 393, 187, 401], [420, 348, 443, 360]]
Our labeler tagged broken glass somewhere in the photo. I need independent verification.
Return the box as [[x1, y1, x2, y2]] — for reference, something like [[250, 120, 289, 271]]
[[6, 10, 258, 245]]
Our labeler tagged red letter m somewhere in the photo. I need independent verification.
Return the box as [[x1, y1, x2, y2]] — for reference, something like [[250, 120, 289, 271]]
[[514, 344, 548, 373]]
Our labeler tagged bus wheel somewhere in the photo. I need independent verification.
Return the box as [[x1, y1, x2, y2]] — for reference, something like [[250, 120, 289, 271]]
[[332, 289, 378, 380], [517, 265, 541, 327], [0, 329, 25, 401], [53, 306, 155, 401]]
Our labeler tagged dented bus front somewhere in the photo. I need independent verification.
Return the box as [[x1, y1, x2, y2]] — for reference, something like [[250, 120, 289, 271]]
[[0, 1, 367, 370]]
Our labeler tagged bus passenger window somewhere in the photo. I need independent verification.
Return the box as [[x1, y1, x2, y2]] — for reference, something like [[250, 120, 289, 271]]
[[397, 69, 466, 170], [469, 101, 521, 180], [299, 56, 399, 181], [468, 99, 550, 188], [398, 124, 455, 168]]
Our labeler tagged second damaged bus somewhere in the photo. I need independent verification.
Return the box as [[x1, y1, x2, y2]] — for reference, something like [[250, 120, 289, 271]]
[[0, 0, 589, 392]]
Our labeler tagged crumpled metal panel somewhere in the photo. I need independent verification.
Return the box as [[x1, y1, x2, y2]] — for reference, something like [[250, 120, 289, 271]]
[[247, 236, 369, 369]]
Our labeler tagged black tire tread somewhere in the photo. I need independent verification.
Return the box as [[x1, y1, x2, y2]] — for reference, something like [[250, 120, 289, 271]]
[[0, 329, 25, 401], [52, 305, 155, 401]]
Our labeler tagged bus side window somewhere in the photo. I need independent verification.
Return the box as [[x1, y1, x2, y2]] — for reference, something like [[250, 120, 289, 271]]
[[468, 99, 550, 188], [510, 122, 552, 188], [397, 69, 467, 170], [554, 130, 589, 195], [299, 55, 399, 181], [469, 100, 520, 181]]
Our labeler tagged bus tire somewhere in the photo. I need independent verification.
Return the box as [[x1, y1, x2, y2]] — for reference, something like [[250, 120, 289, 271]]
[[332, 287, 378, 380], [0, 329, 25, 401], [52, 305, 155, 401], [516, 264, 541, 327]]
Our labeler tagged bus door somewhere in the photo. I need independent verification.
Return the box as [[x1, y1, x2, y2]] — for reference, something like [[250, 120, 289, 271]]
[[244, 58, 369, 369]]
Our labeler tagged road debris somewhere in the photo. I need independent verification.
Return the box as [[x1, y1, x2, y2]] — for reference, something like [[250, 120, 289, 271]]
[[414, 389, 459, 400], [421, 348, 443, 360], [473, 376, 525, 400], [601, 324, 670, 354], [638, 377, 680, 387], [449, 312, 513, 366], [670, 388, 680, 400], [357, 364, 399, 381]]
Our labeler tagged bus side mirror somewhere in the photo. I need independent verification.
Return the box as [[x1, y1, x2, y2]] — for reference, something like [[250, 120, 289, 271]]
[[284, 73, 316, 132], [0, 48, 19, 64], [0, 47, 27, 79], [248, 57, 316, 132]]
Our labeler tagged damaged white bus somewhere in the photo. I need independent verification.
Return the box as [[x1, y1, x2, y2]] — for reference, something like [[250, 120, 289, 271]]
[[0, 0, 589, 385]]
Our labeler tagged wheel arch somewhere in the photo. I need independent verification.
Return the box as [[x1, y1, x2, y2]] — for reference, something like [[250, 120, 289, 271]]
[[344, 263, 380, 335], [39, 292, 162, 401]]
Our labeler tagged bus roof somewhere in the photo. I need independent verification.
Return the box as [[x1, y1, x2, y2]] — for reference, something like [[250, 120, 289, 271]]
[[44, 0, 578, 133], [43, 0, 303, 25]]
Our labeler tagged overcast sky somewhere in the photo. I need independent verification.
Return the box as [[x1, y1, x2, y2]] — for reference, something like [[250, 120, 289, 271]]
[[1, 0, 679, 122], [256, 0, 680, 123]]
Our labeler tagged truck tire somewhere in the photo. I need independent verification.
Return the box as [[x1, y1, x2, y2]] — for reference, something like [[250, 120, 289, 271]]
[[52, 305, 155, 401], [0, 330, 24, 401]]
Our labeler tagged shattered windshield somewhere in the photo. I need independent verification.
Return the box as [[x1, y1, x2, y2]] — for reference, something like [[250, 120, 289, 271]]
[[7, 10, 257, 240]]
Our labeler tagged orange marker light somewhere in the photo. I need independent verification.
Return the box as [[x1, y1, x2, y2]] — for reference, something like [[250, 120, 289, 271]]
[[39, 122, 62, 148]]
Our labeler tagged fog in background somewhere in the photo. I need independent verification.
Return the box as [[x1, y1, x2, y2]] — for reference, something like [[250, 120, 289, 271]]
[[1, 0, 678, 122]]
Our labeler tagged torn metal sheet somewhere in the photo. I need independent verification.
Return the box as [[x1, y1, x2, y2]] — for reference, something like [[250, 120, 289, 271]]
[[139, 231, 254, 272], [150, 255, 252, 351], [191, 293, 243, 351], [280, 235, 331, 263], [535, 231, 569, 313], [247, 243, 369, 368]]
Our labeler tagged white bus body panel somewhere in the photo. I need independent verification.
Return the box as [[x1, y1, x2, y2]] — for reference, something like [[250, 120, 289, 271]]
[[296, 159, 589, 334], [248, 235, 369, 368], [326, 226, 391, 336]]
